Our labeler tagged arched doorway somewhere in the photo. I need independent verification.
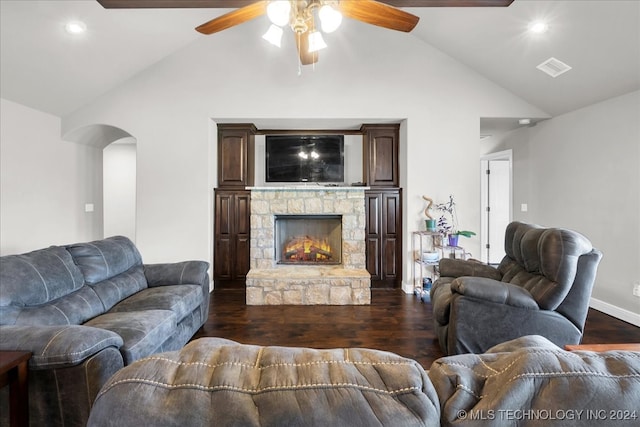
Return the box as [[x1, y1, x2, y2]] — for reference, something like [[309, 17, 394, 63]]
[[63, 124, 137, 242]]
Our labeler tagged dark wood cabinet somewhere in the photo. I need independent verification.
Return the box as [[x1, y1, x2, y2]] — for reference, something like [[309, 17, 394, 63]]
[[365, 188, 402, 288], [214, 189, 250, 289], [217, 124, 256, 188], [214, 124, 255, 289], [361, 124, 399, 187]]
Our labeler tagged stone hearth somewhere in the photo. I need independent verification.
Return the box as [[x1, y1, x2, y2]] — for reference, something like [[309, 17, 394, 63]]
[[247, 187, 371, 305]]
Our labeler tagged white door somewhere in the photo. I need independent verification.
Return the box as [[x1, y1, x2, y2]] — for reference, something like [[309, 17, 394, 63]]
[[480, 151, 512, 264]]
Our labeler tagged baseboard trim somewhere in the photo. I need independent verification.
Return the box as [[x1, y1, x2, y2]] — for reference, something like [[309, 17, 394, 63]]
[[590, 298, 640, 327]]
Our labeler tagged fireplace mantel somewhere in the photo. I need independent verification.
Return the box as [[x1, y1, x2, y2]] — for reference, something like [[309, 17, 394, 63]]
[[247, 186, 370, 191]]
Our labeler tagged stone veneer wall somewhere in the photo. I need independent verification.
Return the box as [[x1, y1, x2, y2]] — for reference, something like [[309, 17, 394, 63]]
[[247, 187, 371, 305]]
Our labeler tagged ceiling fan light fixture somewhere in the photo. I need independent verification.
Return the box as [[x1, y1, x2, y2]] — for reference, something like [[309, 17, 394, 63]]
[[307, 30, 327, 53], [319, 4, 342, 33], [267, 1, 291, 27], [262, 24, 284, 47]]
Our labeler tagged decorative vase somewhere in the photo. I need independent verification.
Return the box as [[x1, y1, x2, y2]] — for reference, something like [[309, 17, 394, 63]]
[[425, 219, 437, 232], [448, 234, 459, 247]]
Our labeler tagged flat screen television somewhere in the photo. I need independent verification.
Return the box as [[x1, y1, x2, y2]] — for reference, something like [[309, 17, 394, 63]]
[[265, 135, 344, 183]]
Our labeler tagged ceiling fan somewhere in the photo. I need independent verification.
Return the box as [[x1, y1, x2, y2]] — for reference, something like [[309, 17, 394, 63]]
[[96, 1, 514, 66]]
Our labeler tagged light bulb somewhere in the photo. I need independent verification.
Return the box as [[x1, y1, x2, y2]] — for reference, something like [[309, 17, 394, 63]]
[[262, 24, 284, 47], [267, 1, 291, 27], [319, 4, 342, 33], [308, 31, 327, 53]]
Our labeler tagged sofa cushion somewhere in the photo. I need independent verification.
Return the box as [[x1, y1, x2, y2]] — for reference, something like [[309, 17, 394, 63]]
[[109, 285, 202, 324], [0, 246, 85, 309], [88, 338, 441, 427], [0, 324, 123, 369], [499, 223, 595, 311], [66, 236, 143, 284], [88, 265, 148, 312], [428, 335, 640, 427], [84, 310, 176, 364], [431, 281, 453, 325], [1, 285, 105, 326]]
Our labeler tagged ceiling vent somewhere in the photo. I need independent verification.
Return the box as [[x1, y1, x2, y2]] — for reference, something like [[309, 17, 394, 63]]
[[536, 57, 572, 78]]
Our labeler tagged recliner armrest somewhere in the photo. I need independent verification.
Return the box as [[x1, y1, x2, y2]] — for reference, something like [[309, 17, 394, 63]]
[[144, 261, 210, 288], [0, 325, 123, 369], [451, 277, 539, 309], [438, 258, 502, 280]]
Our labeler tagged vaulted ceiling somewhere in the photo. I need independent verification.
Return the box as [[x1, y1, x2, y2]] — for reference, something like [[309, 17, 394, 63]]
[[1, 1, 638, 119]]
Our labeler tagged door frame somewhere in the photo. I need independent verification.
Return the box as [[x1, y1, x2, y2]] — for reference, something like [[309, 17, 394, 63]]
[[480, 149, 513, 263]]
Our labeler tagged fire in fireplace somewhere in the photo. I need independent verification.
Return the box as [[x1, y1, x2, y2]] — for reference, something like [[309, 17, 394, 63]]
[[275, 215, 342, 265]]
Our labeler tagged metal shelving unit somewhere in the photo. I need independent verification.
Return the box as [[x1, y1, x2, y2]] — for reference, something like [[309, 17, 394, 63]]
[[412, 231, 469, 296]]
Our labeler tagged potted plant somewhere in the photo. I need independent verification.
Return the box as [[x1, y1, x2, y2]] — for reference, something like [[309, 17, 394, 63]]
[[435, 195, 475, 247], [448, 230, 476, 247]]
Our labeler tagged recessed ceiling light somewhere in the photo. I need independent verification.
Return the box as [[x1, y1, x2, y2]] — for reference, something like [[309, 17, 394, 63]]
[[528, 21, 548, 34], [518, 119, 531, 125], [65, 21, 87, 35]]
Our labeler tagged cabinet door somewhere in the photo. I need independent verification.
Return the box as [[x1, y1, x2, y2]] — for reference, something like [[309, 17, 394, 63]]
[[365, 189, 402, 288], [217, 124, 256, 188], [362, 124, 399, 187], [214, 190, 251, 287], [214, 192, 233, 280], [365, 192, 382, 281], [381, 191, 400, 280], [233, 192, 251, 280]]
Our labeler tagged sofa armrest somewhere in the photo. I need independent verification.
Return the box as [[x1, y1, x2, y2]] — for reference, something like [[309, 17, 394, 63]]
[[0, 325, 123, 369], [438, 258, 502, 280], [144, 261, 209, 288], [451, 277, 539, 309]]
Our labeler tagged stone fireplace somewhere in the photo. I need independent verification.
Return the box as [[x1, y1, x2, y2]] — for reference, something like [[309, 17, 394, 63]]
[[247, 187, 370, 305]]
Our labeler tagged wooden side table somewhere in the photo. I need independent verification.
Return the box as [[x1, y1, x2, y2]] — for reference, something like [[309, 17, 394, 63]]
[[565, 343, 640, 352], [0, 351, 31, 427]]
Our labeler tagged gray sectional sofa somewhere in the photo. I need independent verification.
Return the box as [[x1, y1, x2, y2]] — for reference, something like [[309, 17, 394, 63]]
[[87, 335, 640, 427], [0, 236, 210, 427]]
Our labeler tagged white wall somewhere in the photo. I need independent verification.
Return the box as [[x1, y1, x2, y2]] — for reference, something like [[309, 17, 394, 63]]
[[480, 91, 640, 324], [0, 98, 103, 254], [527, 91, 640, 322], [60, 18, 545, 272], [103, 139, 136, 241]]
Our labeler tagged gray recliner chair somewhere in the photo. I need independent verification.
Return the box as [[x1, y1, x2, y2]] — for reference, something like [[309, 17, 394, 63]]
[[430, 221, 603, 355]]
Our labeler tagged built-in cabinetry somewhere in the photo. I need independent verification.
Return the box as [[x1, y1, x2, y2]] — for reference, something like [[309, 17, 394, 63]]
[[361, 124, 399, 187], [213, 122, 403, 289], [365, 189, 402, 288], [362, 123, 402, 288], [217, 124, 256, 188], [213, 124, 255, 289], [214, 189, 251, 288]]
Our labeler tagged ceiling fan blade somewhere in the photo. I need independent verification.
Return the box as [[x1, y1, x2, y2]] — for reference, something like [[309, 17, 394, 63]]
[[195, 1, 267, 35], [380, 0, 514, 6], [295, 31, 319, 66], [96, 1, 514, 8], [339, 0, 420, 33]]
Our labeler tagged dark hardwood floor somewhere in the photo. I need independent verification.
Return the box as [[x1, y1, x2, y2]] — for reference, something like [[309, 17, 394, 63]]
[[193, 289, 640, 368]]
